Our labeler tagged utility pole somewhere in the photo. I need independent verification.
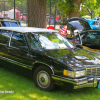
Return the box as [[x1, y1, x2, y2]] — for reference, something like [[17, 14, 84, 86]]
[[14, 0, 15, 19]]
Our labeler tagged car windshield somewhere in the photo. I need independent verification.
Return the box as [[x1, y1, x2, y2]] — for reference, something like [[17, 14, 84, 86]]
[[27, 32, 73, 49]]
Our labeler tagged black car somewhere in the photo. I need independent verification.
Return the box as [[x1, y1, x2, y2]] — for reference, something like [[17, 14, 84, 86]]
[[66, 17, 100, 49], [0, 27, 100, 91]]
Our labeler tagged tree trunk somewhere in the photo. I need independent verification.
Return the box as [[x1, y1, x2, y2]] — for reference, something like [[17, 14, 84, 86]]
[[27, 0, 47, 28], [69, 0, 82, 18]]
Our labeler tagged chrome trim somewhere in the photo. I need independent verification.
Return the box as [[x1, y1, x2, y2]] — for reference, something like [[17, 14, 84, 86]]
[[74, 83, 94, 89], [52, 75, 100, 89], [86, 67, 100, 77], [52, 75, 78, 85]]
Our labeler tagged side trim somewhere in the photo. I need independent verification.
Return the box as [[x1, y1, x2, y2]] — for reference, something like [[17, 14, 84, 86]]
[[0, 56, 30, 68]]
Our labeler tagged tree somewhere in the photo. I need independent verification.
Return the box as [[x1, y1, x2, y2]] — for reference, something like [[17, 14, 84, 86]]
[[27, 0, 47, 28], [69, 0, 82, 18], [80, 0, 100, 18], [57, 0, 82, 19]]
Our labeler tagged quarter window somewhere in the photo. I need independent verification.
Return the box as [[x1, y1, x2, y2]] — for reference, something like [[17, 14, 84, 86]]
[[0, 30, 11, 45]]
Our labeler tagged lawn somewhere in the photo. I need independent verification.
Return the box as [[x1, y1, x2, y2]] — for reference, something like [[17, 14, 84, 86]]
[[0, 66, 100, 100]]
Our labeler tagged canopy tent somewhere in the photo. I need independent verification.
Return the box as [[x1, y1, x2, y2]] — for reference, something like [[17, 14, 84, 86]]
[[8, 9, 20, 13], [8, 9, 20, 19]]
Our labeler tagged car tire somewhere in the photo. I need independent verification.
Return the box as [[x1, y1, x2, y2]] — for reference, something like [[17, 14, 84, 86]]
[[33, 66, 54, 91]]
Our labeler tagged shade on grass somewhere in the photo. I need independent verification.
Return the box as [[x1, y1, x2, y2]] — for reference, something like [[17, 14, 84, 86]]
[[0, 66, 100, 100]]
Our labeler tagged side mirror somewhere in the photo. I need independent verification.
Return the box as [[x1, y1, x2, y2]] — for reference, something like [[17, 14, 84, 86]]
[[73, 30, 83, 47]]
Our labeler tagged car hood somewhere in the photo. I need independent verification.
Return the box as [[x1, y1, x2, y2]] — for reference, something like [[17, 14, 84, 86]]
[[67, 17, 91, 34], [44, 48, 100, 69]]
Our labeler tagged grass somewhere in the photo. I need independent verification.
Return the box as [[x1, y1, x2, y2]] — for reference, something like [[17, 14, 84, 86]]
[[0, 66, 100, 100]]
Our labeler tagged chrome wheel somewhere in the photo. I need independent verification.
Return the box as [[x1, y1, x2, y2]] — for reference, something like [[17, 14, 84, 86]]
[[37, 71, 50, 88], [33, 66, 54, 91]]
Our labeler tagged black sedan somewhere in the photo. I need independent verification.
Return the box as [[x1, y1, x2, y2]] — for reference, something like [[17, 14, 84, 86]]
[[66, 17, 100, 49], [0, 27, 100, 92]]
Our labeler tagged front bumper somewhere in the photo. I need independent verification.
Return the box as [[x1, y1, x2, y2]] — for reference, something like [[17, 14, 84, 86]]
[[52, 75, 100, 89]]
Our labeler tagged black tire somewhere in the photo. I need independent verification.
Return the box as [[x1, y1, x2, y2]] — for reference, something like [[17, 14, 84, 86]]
[[33, 66, 54, 92]]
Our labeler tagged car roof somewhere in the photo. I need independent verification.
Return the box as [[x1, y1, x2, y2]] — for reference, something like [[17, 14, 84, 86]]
[[0, 27, 57, 33]]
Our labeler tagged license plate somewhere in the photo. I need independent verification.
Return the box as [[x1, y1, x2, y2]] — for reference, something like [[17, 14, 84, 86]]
[[97, 81, 100, 88]]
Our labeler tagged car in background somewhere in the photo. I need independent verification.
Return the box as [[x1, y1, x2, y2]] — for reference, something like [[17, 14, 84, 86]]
[[0, 18, 22, 27], [66, 17, 100, 49], [0, 27, 100, 92], [86, 18, 100, 29]]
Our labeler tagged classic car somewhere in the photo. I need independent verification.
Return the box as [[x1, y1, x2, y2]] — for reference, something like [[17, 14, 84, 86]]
[[0, 18, 22, 27], [66, 17, 100, 49], [86, 18, 100, 30], [0, 27, 100, 91]]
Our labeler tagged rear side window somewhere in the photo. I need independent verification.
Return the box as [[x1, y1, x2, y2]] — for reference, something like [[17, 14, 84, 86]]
[[0, 30, 11, 44], [10, 32, 27, 48]]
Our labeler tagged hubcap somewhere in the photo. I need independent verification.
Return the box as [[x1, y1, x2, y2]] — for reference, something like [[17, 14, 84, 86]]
[[37, 71, 50, 88]]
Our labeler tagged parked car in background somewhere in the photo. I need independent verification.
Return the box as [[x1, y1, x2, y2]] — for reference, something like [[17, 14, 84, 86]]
[[0, 27, 100, 91], [66, 17, 100, 49], [0, 18, 22, 27], [86, 18, 100, 29]]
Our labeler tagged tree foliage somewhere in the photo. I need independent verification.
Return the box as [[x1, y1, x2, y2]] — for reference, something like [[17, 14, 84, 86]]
[[56, 0, 100, 18], [0, 0, 27, 13]]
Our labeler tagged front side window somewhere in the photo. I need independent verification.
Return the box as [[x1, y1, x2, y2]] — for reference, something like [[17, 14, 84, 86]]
[[0, 30, 11, 44], [27, 32, 73, 49]]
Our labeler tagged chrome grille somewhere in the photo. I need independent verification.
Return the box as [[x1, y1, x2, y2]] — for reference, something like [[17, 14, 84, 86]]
[[86, 67, 100, 77]]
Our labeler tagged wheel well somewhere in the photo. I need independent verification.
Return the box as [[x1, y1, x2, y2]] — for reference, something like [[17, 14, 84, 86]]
[[32, 63, 53, 76]]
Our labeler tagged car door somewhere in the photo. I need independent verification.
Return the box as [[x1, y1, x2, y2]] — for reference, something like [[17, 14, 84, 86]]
[[7, 31, 31, 75], [0, 30, 11, 67]]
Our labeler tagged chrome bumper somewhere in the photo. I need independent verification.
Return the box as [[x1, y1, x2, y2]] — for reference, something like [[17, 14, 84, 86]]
[[52, 75, 100, 89]]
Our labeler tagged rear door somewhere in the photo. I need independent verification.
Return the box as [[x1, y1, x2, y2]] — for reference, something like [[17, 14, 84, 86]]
[[8, 32, 31, 75]]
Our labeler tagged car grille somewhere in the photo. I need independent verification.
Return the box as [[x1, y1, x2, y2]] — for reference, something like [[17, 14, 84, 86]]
[[86, 67, 100, 77]]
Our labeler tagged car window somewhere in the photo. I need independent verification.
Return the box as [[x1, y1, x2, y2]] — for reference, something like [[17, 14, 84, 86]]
[[10, 22, 19, 27], [92, 21, 99, 25], [28, 32, 73, 49], [86, 32, 100, 41], [27, 33, 42, 48], [0, 30, 11, 44], [10, 32, 27, 48], [2, 22, 10, 27], [92, 22, 95, 25]]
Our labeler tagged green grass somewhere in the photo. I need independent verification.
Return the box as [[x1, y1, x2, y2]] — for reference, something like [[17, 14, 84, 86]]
[[0, 66, 100, 100]]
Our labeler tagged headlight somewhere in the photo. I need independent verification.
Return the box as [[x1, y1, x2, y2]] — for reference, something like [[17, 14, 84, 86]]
[[75, 70, 86, 77], [63, 70, 86, 78]]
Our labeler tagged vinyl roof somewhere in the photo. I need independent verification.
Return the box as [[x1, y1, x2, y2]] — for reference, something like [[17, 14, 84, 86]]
[[0, 27, 57, 33]]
